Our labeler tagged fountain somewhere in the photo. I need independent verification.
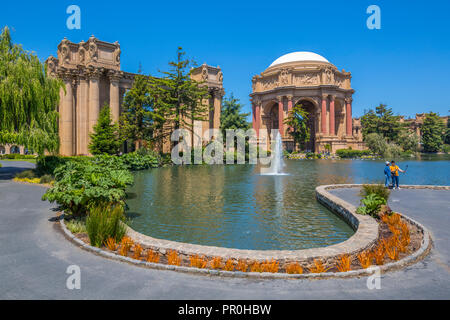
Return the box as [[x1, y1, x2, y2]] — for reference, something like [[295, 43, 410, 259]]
[[261, 131, 287, 175]]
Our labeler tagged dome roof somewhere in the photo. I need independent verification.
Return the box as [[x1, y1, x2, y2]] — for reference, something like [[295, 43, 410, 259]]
[[268, 51, 329, 68]]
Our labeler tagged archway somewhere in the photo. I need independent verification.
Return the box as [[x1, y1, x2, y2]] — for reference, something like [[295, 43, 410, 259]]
[[10, 146, 20, 154], [294, 100, 316, 152], [0, 146, 5, 155]]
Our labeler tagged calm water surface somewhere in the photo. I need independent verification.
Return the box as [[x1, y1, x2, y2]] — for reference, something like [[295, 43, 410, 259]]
[[126, 154, 449, 250]]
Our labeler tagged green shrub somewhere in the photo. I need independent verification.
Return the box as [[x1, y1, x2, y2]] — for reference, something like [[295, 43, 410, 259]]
[[42, 160, 134, 216], [39, 174, 54, 184], [336, 149, 371, 158], [86, 204, 127, 247], [15, 170, 36, 179], [36, 155, 89, 176], [356, 193, 387, 217], [65, 217, 87, 234], [92, 154, 127, 170], [360, 184, 390, 201], [121, 152, 159, 170], [0, 154, 37, 160], [442, 144, 450, 153]]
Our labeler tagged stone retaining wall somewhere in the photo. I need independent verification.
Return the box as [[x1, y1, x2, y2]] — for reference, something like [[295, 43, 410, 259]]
[[59, 184, 434, 279]]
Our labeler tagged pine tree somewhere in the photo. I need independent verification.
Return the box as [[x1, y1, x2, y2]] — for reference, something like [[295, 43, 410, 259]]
[[149, 47, 210, 147], [89, 104, 122, 155], [119, 74, 164, 150], [284, 104, 310, 150], [421, 112, 445, 153], [0, 26, 63, 154], [220, 94, 250, 137]]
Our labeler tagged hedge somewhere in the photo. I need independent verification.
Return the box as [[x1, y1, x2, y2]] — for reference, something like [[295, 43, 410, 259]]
[[336, 149, 371, 158]]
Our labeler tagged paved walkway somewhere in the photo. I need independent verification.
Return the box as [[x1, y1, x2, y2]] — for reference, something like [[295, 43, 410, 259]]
[[0, 161, 449, 299]]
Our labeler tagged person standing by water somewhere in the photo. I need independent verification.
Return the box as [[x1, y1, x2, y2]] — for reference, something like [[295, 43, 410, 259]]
[[390, 160, 405, 189], [384, 161, 391, 187]]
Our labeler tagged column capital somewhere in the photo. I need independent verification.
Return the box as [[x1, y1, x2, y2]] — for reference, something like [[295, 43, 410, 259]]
[[329, 95, 336, 101], [277, 95, 284, 103], [108, 70, 122, 83], [87, 67, 101, 80], [345, 97, 353, 104], [286, 94, 293, 101], [321, 93, 329, 100]]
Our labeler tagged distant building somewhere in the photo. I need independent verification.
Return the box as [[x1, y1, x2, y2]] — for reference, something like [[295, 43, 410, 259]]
[[400, 114, 448, 138], [250, 52, 364, 153]]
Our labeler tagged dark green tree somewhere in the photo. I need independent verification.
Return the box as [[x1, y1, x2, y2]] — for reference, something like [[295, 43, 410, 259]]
[[444, 113, 450, 145], [421, 112, 445, 153], [220, 94, 250, 136], [360, 109, 379, 138], [89, 104, 122, 155], [0, 26, 63, 154], [149, 47, 210, 147], [284, 104, 310, 150], [119, 74, 164, 150], [360, 104, 403, 141]]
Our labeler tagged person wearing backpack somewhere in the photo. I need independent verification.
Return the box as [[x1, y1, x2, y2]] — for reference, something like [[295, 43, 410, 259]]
[[384, 161, 391, 188]]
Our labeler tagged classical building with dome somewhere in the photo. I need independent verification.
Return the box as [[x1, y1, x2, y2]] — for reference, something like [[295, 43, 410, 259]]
[[250, 52, 365, 153]]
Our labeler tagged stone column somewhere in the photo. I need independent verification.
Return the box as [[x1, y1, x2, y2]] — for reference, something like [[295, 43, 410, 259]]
[[252, 103, 256, 131], [286, 95, 293, 134], [329, 96, 335, 136], [321, 94, 328, 134], [213, 89, 223, 130], [77, 76, 89, 155], [345, 98, 353, 136], [277, 96, 284, 137], [61, 75, 74, 156], [109, 72, 121, 123], [88, 70, 100, 136], [255, 102, 261, 138]]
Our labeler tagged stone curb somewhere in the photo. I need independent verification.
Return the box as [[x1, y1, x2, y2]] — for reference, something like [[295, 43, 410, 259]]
[[59, 184, 434, 279]]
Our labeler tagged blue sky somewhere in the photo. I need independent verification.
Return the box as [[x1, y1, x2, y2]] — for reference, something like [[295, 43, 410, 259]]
[[2, 0, 449, 119]]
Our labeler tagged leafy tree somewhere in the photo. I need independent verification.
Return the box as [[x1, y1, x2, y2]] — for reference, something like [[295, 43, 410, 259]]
[[89, 104, 122, 155], [149, 47, 210, 148], [220, 94, 250, 136], [444, 114, 450, 145], [361, 104, 403, 141], [360, 109, 379, 138], [284, 104, 310, 150], [364, 133, 387, 155], [0, 26, 63, 154], [119, 74, 164, 150], [396, 130, 419, 152], [421, 112, 445, 153]]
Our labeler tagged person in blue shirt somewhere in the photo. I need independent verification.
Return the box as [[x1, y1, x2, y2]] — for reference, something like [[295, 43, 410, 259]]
[[384, 161, 391, 187]]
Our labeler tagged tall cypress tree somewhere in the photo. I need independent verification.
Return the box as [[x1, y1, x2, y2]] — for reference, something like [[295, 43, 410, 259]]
[[89, 104, 122, 155], [0, 26, 63, 154]]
